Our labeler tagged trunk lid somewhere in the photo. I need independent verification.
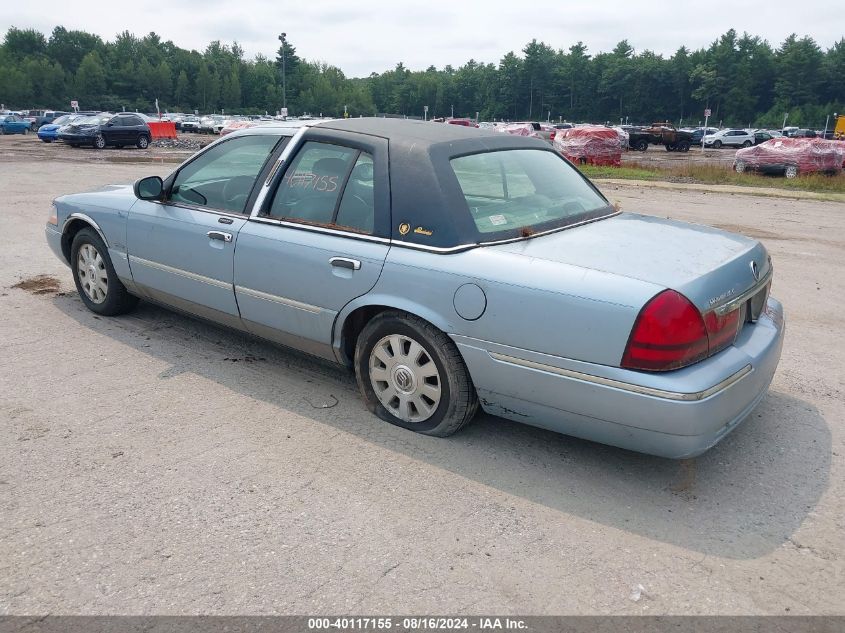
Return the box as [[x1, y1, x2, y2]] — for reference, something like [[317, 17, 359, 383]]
[[489, 212, 770, 312]]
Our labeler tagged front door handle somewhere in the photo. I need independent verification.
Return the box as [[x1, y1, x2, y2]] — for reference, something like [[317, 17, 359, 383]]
[[329, 257, 361, 270], [207, 231, 232, 242]]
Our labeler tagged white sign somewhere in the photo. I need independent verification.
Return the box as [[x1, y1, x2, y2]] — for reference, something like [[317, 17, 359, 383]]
[[704, 108, 711, 117], [281, 107, 288, 118]]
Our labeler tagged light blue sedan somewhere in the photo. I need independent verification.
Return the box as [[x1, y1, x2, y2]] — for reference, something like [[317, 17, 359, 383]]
[[45, 119, 784, 458]]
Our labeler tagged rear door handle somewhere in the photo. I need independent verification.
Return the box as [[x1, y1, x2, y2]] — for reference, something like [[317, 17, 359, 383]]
[[329, 257, 361, 270], [207, 231, 232, 242]]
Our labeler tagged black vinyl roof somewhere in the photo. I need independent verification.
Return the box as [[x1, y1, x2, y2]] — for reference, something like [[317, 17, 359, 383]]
[[315, 117, 495, 146], [311, 117, 567, 249], [312, 117, 554, 249]]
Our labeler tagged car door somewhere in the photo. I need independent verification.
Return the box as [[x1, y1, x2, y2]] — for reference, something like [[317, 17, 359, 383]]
[[126, 132, 287, 327], [124, 114, 146, 144], [234, 130, 391, 361]]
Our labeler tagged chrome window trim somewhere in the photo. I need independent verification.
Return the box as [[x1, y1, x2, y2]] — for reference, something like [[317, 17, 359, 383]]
[[250, 126, 308, 218], [391, 209, 622, 253], [235, 285, 322, 314], [247, 216, 391, 244], [63, 213, 109, 247], [148, 199, 249, 220], [128, 255, 232, 290], [713, 266, 773, 316], [246, 209, 621, 252], [489, 351, 753, 402]]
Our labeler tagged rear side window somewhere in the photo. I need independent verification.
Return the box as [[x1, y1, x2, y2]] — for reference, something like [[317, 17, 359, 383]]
[[169, 134, 281, 213], [451, 149, 609, 235], [266, 141, 375, 234]]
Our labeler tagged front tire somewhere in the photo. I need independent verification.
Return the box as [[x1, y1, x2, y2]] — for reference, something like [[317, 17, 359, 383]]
[[355, 310, 478, 437], [785, 165, 798, 179], [735, 160, 746, 173], [71, 228, 139, 316], [713, 140, 722, 149]]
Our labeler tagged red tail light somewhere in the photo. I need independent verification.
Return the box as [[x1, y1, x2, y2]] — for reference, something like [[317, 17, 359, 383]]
[[622, 290, 744, 371], [622, 290, 708, 371], [703, 308, 741, 355], [550, 130, 556, 140]]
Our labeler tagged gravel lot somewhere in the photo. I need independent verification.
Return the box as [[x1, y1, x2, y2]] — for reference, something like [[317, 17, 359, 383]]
[[1, 135, 843, 615]]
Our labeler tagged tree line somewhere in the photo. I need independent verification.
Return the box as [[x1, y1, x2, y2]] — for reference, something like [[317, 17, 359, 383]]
[[1, 26, 843, 128]]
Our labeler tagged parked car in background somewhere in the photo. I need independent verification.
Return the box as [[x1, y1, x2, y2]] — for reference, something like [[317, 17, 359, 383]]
[[180, 115, 201, 133], [553, 125, 623, 166], [59, 113, 151, 149], [686, 127, 719, 144], [446, 118, 479, 128], [734, 137, 845, 178], [45, 118, 784, 459], [791, 129, 817, 138], [753, 130, 781, 145], [37, 113, 87, 142], [24, 110, 69, 130], [0, 114, 32, 135], [703, 129, 754, 148], [220, 117, 256, 136], [199, 115, 225, 134]]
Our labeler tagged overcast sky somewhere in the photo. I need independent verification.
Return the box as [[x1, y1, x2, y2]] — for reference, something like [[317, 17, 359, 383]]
[[3, 0, 841, 76]]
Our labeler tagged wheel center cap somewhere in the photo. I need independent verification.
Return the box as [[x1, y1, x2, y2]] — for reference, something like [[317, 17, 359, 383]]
[[392, 365, 416, 394], [88, 266, 98, 280]]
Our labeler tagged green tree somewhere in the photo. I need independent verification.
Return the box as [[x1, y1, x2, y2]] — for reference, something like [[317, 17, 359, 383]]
[[75, 51, 106, 104]]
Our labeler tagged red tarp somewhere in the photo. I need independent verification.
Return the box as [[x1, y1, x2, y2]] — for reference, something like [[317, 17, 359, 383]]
[[147, 121, 177, 139], [553, 126, 623, 167], [734, 137, 845, 175], [496, 123, 549, 139]]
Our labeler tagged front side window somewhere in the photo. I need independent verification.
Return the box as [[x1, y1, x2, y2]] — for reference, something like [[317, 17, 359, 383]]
[[169, 134, 281, 213], [266, 141, 375, 234], [451, 149, 610, 237]]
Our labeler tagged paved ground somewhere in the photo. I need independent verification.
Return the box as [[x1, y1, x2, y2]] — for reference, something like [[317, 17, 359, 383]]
[[1, 143, 843, 615]]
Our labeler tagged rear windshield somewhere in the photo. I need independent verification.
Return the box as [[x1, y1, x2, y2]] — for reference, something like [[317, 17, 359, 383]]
[[450, 149, 611, 238]]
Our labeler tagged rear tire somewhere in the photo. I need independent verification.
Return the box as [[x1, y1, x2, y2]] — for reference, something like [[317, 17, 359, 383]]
[[93, 134, 106, 149], [735, 160, 746, 173], [785, 165, 798, 179], [742, 140, 752, 147], [70, 228, 139, 316], [23, 128, 30, 135], [136, 135, 149, 149], [355, 310, 478, 437], [635, 139, 648, 151], [677, 141, 690, 152]]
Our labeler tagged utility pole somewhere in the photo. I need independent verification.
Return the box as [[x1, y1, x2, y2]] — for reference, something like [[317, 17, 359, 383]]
[[278, 33, 288, 111]]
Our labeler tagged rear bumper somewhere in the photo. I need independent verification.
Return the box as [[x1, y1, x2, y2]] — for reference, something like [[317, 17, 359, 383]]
[[454, 297, 785, 459]]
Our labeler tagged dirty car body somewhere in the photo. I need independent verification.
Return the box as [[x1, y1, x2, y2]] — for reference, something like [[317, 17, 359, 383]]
[[46, 119, 785, 459]]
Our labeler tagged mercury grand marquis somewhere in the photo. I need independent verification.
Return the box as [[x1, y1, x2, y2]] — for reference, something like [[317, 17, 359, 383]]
[[45, 118, 785, 458]]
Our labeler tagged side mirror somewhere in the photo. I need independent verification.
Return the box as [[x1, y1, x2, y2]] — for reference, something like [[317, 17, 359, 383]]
[[134, 176, 164, 201]]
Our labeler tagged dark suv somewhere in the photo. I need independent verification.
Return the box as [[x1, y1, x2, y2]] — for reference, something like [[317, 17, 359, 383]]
[[59, 113, 152, 149]]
